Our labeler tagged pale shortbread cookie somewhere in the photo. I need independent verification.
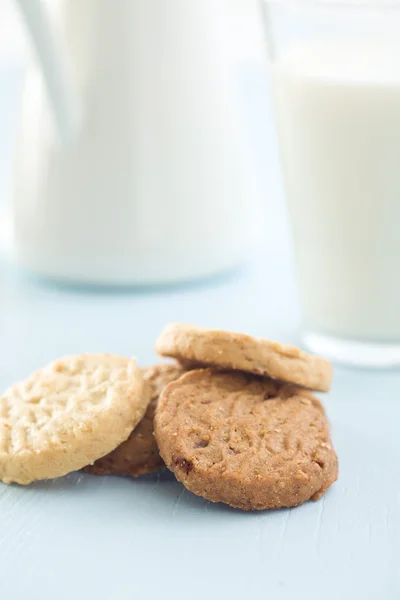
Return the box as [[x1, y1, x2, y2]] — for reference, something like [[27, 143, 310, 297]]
[[0, 354, 147, 485], [156, 324, 332, 393]]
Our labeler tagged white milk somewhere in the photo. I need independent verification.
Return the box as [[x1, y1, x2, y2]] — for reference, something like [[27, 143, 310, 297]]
[[271, 41, 400, 342]]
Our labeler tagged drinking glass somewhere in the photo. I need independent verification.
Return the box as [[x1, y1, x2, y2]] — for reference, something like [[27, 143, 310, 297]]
[[261, 0, 400, 366]]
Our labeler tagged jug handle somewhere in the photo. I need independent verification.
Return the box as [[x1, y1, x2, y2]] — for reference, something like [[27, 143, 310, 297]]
[[15, 0, 80, 144]]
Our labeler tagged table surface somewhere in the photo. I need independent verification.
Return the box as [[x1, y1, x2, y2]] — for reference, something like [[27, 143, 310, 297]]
[[1, 64, 399, 600]]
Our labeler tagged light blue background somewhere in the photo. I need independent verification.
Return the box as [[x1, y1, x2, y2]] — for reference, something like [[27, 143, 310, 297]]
[[0, 58, 399, 600]]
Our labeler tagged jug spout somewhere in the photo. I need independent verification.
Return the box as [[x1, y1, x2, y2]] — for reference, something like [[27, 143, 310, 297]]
[[16, 0, 80, 144]]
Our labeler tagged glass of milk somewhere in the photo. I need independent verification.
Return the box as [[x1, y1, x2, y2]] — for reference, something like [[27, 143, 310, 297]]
[[262, 0, 400, 367]]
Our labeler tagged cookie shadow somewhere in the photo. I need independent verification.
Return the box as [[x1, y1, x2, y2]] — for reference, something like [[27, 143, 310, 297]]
[[131, 469, 266, 518]]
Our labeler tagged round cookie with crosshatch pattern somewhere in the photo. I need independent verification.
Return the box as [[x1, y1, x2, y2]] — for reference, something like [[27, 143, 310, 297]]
[[0, 354, 147, 485], [154, 368, 338, 510], [155, 323, 332, 392]]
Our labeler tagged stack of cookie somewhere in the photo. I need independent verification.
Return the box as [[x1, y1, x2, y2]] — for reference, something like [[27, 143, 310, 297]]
[[153, 324, 337, 510], [84, 363, 187, 478], [0, 324, 337, 511]]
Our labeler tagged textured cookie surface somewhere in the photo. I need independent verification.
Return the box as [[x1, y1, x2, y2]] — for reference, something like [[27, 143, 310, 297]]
[[84, 363, 187, 478], [155, 369, 338, 510], [0, 354, 146, 485], [156, 323, 332, 392]]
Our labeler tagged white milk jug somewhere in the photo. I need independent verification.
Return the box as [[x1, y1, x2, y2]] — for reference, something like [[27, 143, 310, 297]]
[[12, 0, 262, 285]]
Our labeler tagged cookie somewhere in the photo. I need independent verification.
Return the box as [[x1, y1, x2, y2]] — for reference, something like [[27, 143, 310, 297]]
[[154, 369, 338, 510], [0, 354, 147, 485], [84, 363, 187, 478], [156, 323, 332, 392]]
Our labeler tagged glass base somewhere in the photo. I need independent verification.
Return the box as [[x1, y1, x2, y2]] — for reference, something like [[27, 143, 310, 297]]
[[303, 331, 400, 368]]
